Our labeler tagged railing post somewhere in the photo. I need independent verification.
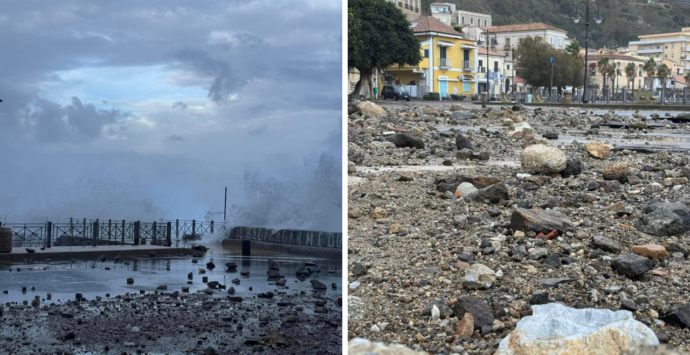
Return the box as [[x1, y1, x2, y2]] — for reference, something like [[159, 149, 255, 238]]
[[192, 220, 196, 238], [685, 87, 688, 105], [176, 219, 179, 240], [622, 88, 627, 104], [92, 221, 98, 246], [70, 217, 73, 237], [152, 221, 157, 246], [134, 221, 140, 245], [121, 220, 125, 244], [166, 222, 172, 247], [108, 219, 112, 242], [46, 222, 52, 249], [210, 220, 214, 234]]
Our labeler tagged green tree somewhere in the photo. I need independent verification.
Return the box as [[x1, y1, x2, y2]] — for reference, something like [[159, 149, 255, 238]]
[[348, 0, 422, 96], [684, 70, 690, 87], [515, 36, 583, 91], [624, 62, 637, 91], [643, 58, 656, 89]]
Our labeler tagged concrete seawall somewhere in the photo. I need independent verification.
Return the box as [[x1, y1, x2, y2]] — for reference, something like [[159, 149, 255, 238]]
[[225, 226, 342, 258]]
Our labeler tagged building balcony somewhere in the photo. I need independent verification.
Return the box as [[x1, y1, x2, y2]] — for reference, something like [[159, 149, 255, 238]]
[[462, 60, 474, 71], [637, 48, 664, 54], [438, 58, 452, 69], [415, 7, 419, 12], [630, 37, 690, 45], [405, 4, 409, 9]]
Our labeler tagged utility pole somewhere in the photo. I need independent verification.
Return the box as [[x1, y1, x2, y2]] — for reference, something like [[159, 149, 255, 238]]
[[224, 187, 227, 222], [550, 56, 554, 102]]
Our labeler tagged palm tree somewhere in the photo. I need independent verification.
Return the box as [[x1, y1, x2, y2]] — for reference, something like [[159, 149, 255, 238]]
[[597, 57, 610, 95], [625, 62, 637, 92], [657, 64, 669, 90], [565, 40, 581, 58], [643, 58, 656, 89]]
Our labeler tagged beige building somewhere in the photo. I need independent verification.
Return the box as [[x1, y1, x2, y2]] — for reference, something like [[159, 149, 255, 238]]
[[628, 28, 690, 71], [480, 23, 573, 58], [385, 0, 422, 22], [586, 54, 646, 91]]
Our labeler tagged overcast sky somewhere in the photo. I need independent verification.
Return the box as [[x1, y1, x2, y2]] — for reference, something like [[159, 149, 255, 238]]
[[0, 0, 342, 232]]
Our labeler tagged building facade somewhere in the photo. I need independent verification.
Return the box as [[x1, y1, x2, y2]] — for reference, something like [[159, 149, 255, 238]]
[[382, 16, 477, 99], [384, 0, 422, 21], [628, 28, 690, 71], [455, 10, 492, 27], [585, 54, 646, 91], [476, 47, 514, 97], [424, 2, 455, 26], [480, 23, 572, 58]]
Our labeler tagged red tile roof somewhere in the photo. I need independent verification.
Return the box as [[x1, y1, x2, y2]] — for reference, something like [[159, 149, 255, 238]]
[[477, 47, 503, 57], [480, 23, 567, 33], [674, 75, 687, 85], [411, 16, 462, 37]]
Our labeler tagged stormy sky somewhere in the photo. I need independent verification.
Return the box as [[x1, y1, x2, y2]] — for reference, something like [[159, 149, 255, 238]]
[[0, 0, 342, 232]]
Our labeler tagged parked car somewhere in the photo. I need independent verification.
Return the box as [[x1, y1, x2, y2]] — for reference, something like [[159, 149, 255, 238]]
[[381, 86, 411, 101]]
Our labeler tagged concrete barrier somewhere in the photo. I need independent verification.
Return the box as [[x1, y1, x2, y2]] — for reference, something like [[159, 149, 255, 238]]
[[227, 226, 342, 249]]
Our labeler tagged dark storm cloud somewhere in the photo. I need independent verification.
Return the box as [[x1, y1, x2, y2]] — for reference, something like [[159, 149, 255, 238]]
[[0, 84, 129, 143], [174, 48, 248, 104], [172, 101, 188, 110]]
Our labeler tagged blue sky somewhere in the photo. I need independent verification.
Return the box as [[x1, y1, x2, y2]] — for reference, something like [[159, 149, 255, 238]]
[[0, 0, 342, 232]]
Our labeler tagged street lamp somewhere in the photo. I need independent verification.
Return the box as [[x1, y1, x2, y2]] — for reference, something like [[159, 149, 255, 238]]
[[478, 31, 498, 100], [572, 0, 603, 104], [504, 51, 510, 94]]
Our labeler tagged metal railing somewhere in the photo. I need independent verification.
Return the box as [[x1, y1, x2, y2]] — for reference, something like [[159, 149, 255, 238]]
[[438, 58, 452, 67], [0, 218, 219, 248], [463, 60, 473, 70], [511, 87, 690, 105]]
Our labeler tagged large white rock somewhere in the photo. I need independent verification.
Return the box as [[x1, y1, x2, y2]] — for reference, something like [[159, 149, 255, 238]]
[[357, 101, 386, 116], [495, 303, 659, 355], [520, 144, 567, 174], [455, 182, 479, 198], [349, 338, 428, 355]]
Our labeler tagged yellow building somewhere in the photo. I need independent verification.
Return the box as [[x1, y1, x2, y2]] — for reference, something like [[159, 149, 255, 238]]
[[382, 16, 477, 99], [628, 28, 690, 71]]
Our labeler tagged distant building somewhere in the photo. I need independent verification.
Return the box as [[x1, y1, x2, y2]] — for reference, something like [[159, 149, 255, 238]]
[[424, 2, 454, 26], [476, 47, 514, 96], [455, 10, 491, 28], [628, 28, 690, 71], [424, 3, 492, 28], [585, 54, 646, 90], [385, 0, 421, 22], [481, 23, 572, 58]]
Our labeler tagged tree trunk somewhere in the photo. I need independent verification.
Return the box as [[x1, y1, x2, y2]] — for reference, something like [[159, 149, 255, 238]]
[[353, 67, 373, 98]]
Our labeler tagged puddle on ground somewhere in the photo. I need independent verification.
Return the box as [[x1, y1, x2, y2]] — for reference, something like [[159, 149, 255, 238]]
[[0, 244, 341, 304]]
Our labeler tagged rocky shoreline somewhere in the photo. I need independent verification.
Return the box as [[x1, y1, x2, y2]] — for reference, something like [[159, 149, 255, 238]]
[[0, 256, 342, 355], [347, 100, 690, 355]]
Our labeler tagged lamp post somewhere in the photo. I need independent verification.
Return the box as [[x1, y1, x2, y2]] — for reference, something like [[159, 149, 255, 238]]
[[479, 32, 498, 100], [572, 0, 603, 104]]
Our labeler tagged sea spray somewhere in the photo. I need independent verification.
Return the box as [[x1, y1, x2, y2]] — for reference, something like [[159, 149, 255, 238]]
[[206, 152, 341, 243]]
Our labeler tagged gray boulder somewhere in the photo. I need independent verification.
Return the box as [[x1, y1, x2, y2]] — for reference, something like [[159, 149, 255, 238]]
[[612, 253, 652, 279], [387, 133, 425, 149], [645, 203, 690, 231], [472, 182, 509, 204], [636, 206, 684, 237], [510, 208, 572, 234], [451, 297, 494, 331], [455, 134, 475, 151], [591, 236, 623, 253]]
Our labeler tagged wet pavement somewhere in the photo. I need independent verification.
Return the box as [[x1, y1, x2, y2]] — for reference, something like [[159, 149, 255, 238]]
[[0, 244, 341, 305]]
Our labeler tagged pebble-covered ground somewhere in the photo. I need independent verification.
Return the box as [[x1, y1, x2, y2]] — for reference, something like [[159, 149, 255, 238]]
[[347, 100, 690, 355], [0, 254, 342, 355]]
